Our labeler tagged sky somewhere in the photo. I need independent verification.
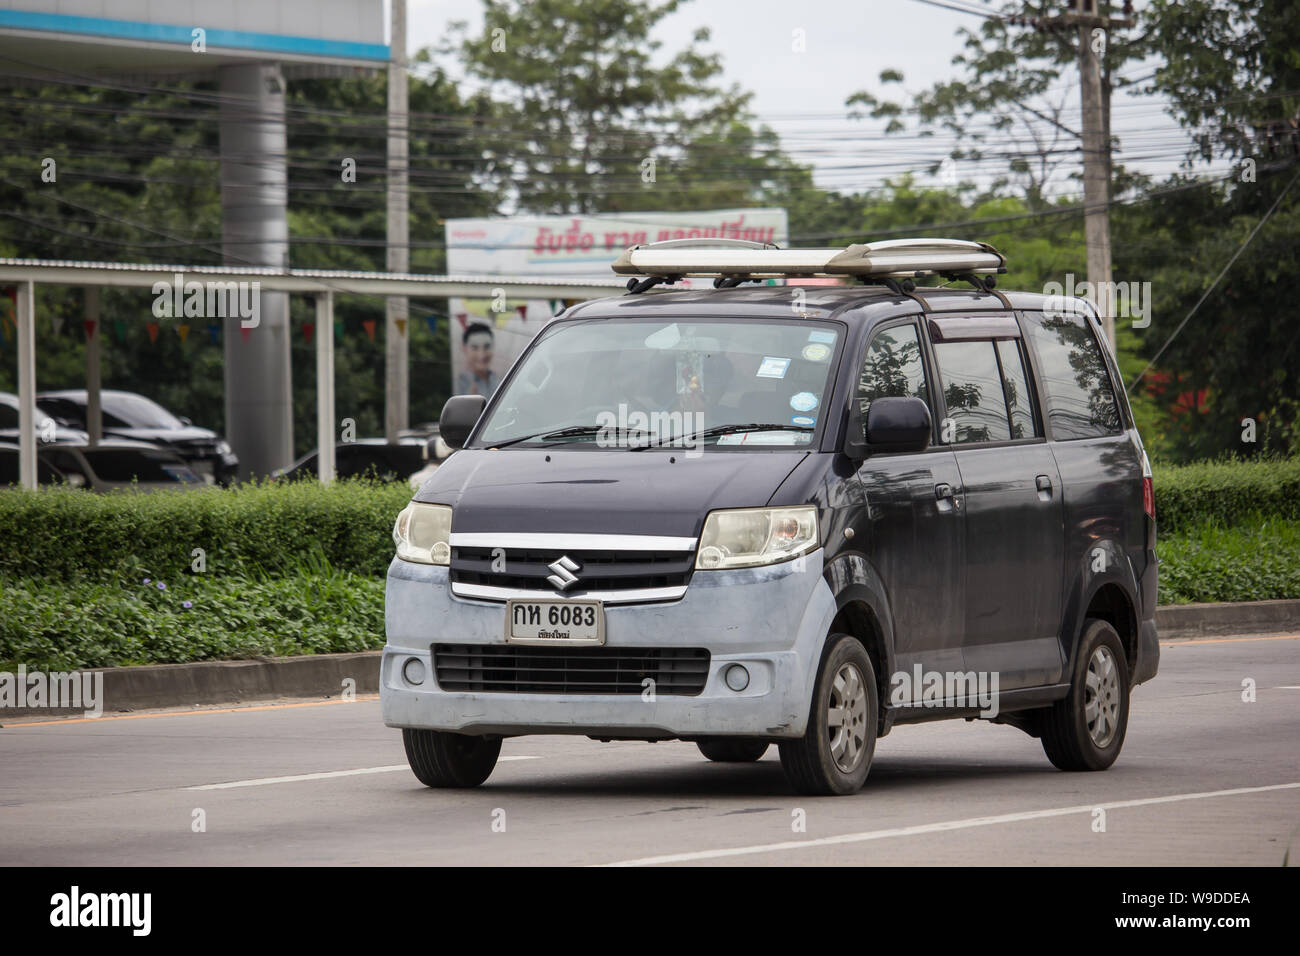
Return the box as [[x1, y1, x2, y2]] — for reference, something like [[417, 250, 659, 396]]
[[401, 0, 1222, 200]]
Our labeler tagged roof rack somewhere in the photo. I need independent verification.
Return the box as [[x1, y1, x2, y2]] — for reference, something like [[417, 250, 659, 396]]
[[612, 237, 1008, 294]]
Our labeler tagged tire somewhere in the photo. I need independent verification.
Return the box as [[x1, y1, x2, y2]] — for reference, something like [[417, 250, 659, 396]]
[[1040, 619, 1130, 771], [402, 728, 502, 788], [779, 634, 878, 795], [696, 738, 770, 763]]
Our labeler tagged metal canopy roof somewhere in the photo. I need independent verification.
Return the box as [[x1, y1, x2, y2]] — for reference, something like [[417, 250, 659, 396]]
[[0, 258, 626, 300]]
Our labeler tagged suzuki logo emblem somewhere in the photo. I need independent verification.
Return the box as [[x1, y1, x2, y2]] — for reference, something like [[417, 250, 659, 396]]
[[547, 555, 580, 591]]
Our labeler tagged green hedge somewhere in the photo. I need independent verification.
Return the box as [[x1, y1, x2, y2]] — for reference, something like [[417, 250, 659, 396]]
[[0, 569, 385, 671], [1157, 516, 1300, 605], [1154, 458, 1300, 534], [0, 479, 413, 582]]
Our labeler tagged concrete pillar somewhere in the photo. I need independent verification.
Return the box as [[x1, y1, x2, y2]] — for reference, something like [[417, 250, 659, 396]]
[[85, 287, 101, 447], [385, 0, 410, 442], [219, 62, 293, 479], [16, 281, 36, 489], [315, 293, 335, 486]]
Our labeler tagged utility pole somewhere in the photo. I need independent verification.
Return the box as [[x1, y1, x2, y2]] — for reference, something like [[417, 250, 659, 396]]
[[1045, 1, 1131, 348], [385, 0, 410, 443]]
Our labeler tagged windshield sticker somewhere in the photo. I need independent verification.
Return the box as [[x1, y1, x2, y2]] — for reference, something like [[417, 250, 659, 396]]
[[792, 415, 816, 427], [801, 343, 831, 362], [790, 391, 819, 412], [807, 329, 837, 344], [717, 431, 812, 446], [756, 356, 791, 379]]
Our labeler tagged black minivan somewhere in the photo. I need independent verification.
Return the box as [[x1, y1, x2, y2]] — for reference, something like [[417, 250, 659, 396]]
[[382, 239, 1158, 795]]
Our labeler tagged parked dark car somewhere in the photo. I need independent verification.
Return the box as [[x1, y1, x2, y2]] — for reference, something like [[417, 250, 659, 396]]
[[0, 441, 66, 485], [0, 392, 88, 444], [272, 437, 433, 484], [36, 390, 238, 485], [382, 238, 1159, 796], [2, 438, 202, 491]]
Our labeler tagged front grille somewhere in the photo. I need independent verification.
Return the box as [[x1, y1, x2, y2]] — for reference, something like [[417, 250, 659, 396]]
[[450, 547, 694, 594], [433, 644, 710, 695]]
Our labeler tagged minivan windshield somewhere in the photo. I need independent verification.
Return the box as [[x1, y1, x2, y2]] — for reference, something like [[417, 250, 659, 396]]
[[474, 318, 842, 450]]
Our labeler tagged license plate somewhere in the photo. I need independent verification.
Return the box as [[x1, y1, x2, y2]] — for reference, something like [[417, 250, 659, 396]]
[[506, 599, 605, 645]]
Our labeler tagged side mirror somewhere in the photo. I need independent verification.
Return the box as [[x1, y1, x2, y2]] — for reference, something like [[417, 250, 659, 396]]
[[439, 395, 487, 450], [865, 397, 932, 453]]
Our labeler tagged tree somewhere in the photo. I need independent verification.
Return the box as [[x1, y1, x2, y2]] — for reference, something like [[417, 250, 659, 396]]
[[447, 0, 799, 214], [844, 1, 1152, 207]]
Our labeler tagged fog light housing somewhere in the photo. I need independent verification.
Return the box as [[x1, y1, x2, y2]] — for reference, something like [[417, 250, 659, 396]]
[[724, 664, 750, 692], [402, 657, 426, 687]]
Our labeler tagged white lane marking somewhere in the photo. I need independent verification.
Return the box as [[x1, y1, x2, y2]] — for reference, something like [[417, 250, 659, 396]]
[[1278, 686, 1300, 690], [598, 781, 1300, 867], [185, 756, 538, 791]]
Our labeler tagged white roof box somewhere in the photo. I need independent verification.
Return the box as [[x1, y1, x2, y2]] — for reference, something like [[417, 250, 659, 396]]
[[612, 237, 1006, 279]]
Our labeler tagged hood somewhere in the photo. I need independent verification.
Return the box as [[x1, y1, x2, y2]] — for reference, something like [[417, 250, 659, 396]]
[[104, 426, 219, 445], [415, 448, 809, 536]]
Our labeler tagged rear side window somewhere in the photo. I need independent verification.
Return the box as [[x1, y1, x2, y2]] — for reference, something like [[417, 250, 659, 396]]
[[1022, 311, 1122, 440], [933, 341, 1012, 443], [857, 324, 929, 416], [997, 339, 1037, 439]]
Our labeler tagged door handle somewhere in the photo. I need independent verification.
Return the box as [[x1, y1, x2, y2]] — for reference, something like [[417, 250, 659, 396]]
[[1035, 474, 1053, 501], [934, 482, 960, 513]]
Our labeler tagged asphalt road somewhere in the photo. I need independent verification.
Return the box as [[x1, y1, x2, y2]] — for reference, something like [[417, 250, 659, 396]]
[[2, 634, 1297, 866]]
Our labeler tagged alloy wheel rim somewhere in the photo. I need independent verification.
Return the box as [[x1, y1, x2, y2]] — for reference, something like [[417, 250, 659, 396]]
[[827, 662, 869, 773], [1084, 645, 1120, 748]]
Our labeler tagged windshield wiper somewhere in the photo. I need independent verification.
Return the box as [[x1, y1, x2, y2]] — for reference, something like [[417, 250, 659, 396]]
[[629, 422, 813, 450], [484, 424, 647, 449]]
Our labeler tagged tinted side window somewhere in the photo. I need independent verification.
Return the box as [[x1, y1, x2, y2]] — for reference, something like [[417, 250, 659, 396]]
[[858, 324, 929, 416], [1022, 311, 1122, 440], [0, 405, 17, 428], [934, 340, 1011, 443], [997, 339, 1038, 439]]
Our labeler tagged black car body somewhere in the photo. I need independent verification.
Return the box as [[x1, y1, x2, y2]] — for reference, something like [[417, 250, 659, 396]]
[[383, 277, 1158, 795], [36, 390, 238, 485]]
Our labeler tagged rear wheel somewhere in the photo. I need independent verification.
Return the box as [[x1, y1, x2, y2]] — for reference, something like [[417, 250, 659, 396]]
[[696, 738, 770, 763], [779, 634, 877, 795], [402, 729, 501, 788], [1040, 619, 1130, 771]]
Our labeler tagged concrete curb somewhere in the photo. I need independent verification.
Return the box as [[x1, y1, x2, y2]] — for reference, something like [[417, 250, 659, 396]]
[[3, 600, 1298, 719], [1155, 599, 1300, 639], [1, 650, 380, 719]]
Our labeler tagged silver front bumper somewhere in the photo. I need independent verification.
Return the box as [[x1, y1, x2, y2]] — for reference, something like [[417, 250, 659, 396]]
[[381, 549, 836, 739]]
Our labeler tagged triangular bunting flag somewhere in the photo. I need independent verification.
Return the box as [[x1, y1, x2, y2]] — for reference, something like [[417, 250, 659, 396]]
[[113, 320, 127, 342], [240, 326, 251, 344], [84, 319, 96, 339], [145, 322, 160, 344], [303, 322, 315, 344], [424, 315, 437, 335], [516, 305, 527, 320], [362, 319, 376, 341], [176, 324, 190, 344], [51, 314, 64, 335], [395, 318, 407, 337], [334, 319, 344, 342], [455, 312, 468, 330], [207, 323, 220, 344]]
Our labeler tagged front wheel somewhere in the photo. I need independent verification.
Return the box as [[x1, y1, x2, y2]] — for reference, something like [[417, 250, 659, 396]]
[[1040, 619, 1130, 771], [402, 729, 501, 788], [779, 634, 878, 795], [696, 738, 770, 763]]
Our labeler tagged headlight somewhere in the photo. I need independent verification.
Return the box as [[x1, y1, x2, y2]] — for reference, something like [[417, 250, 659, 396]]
[[695, 506, 818, 570], [393, 502, 452, 565]]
